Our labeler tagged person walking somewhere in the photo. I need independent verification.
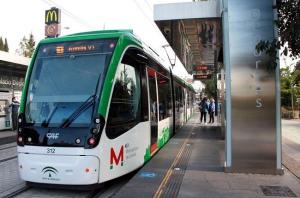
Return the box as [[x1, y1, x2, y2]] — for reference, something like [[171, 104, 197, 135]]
[[200, 97, 209, 124], [9, 97, 20, 130], [209, 98, 215, 123]]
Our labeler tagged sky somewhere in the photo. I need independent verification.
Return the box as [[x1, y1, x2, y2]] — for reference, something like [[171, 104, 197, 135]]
[[0, 0, 195, 81]]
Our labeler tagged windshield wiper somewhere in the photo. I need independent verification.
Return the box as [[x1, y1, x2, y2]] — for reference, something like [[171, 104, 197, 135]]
[[59, 94, 96, 128], [41, 105, 59, 128]]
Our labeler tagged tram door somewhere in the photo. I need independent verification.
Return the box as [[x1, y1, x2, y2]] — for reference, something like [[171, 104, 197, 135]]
[[147, 68, 158, 153]]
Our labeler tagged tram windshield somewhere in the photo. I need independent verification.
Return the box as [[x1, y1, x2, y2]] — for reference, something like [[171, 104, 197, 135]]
[[25, 39, 117, 127]]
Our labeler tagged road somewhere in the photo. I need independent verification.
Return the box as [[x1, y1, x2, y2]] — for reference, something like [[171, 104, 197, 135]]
[[282, 119, 300, 179]]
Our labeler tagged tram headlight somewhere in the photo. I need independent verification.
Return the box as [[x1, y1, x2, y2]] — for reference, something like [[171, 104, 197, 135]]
[[75, 138, 81, 144], [18, 136, 23, 142], [94, 118, 100, 124], [88, 137, 96, 145], [17, 114, 25, 128], [17, 135, 24, 146]]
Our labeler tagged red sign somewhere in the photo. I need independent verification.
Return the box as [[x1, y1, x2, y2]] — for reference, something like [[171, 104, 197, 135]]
[[194, 65, 208, 71], [193, 74, 212, 80], [45, 23, 61, 38]]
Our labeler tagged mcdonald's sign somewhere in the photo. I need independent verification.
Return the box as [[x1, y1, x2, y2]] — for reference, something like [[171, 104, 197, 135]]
[[45, 8, 61, 25]]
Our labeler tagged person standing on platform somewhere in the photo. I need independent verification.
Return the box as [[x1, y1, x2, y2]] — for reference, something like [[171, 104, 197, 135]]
[[200, 97, 209, 124], [10, 97, 20, 130], [209, 98, 215, 123]]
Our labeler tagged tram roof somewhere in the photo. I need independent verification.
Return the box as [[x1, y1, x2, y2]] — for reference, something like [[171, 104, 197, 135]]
[[39, 29, 142, 46]]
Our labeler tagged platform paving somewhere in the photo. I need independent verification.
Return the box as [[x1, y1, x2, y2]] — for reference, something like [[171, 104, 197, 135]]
[[114, 114, 300, 198]]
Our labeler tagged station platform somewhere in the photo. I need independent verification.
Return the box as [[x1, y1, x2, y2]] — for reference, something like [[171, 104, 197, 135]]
[[114, 113, 300, 198]]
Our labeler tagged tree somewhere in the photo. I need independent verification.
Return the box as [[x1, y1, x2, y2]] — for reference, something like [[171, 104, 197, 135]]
[[280, 67, 292, 107], [0, 37, 9, 52], [281, 63, 300, 109], [16, 33, 36, 57], [3, 38, 9, 52], [0, 37, 3, 51], [256, 0, 300, 64], [203, 75, 217, 98]]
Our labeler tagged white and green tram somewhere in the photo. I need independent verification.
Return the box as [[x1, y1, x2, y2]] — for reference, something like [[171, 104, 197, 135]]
[[17, 30, 195, 186]]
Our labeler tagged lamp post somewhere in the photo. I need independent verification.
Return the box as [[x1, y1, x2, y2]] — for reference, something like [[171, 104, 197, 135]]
[[291, 82, 294, 118]]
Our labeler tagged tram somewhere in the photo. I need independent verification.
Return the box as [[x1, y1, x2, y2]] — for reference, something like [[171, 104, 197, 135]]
[[17, 30, 195, 186]]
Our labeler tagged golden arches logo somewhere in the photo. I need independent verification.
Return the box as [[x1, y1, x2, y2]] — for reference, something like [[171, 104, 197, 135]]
[[45, 9, 60, 24]]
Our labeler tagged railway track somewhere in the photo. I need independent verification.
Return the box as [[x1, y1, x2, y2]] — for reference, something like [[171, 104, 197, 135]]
[[0, 145, 16, 151], [2, 185, 31, 198], [1, 170, 136, 198], [0, 143, 17, 163], [0, 155, 17, 163], [2, 184, 120, 198], [0, 136, 16, 146]]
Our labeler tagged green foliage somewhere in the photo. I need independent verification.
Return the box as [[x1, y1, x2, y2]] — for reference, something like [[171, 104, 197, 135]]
[[0, 37, 3, 51], [256, 0, 300, 62], [204, 75, 217, 98], [16, 33, 36, 57], [281, 63, 300, 108], [3, 38, 9, 52], [0, 37, 9, 52]]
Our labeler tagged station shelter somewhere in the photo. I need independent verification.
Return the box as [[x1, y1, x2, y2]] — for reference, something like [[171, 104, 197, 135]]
[[0, 51, 30, 130], [154, 0, 282, 174]]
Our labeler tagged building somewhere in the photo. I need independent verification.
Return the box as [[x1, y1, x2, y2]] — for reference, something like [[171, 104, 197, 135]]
[[0, 51, 30, 130]]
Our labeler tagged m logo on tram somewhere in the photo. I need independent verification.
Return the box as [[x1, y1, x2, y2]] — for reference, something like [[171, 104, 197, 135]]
[[110, 145, 124, 169]]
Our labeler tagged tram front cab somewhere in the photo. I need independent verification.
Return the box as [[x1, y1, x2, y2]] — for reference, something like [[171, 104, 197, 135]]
[[17, 38, 117, 185]]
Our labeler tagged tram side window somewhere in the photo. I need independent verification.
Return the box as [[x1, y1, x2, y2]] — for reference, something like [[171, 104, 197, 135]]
[[106, 58, 141, 139], [157, 73, 171, 120]]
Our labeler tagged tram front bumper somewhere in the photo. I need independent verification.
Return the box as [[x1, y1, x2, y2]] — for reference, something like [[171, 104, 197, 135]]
[[18, 153, 100, 185]]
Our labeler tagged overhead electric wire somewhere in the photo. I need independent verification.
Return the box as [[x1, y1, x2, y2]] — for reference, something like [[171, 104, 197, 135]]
[[40, 0, 94, 29]]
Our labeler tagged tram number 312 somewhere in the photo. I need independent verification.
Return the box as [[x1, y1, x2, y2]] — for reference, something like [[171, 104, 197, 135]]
[[47, 148, 56, 154]]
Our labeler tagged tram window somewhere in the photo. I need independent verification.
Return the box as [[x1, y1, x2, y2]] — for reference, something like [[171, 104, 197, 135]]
[[106, 59, 141, 139], [157, 73, 171, 120]]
